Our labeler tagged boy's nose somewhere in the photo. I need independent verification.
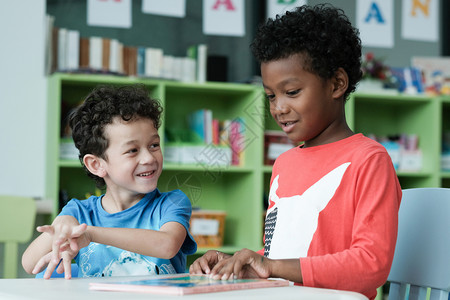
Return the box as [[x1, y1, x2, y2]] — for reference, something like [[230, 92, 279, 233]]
[[140, 149, 156, 164], [272, 98, 290, 115]]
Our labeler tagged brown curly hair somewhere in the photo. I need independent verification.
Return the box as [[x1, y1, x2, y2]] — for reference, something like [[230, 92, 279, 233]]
[[68, 84, 163, 188]]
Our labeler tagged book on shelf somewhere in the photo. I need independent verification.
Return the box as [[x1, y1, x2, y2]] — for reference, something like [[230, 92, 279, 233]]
[[161, 55, 174, 79], [187, 109, 209, 143], [123, 46, 137, 76], [44, 14, 55, 75], [229, 118, 245, 166], [164, 127, 232, 166], [89, 274, 289, 295], [145, 47, 164, 78], [108, 39, 120, 73], [137, 46, 146, 77], [164, 143, 232, 166], [79, 37, 90, 70], [187, 44, 208, 83], [57, 28, 68, 71], [89, 36, 103, 71], [101, 38, 110, 71], [264, 130, 295, 165], [181, 56, 196, 82], [51, 26, 59, 73], [66, 30, 80, 71]]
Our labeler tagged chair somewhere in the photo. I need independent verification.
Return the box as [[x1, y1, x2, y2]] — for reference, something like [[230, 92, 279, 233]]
[[388, 188, 450, 300], [0, 195, 36, 278]]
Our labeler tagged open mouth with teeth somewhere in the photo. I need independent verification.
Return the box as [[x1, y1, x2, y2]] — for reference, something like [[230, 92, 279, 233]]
[[280, 121, 297, 127], [137, 171, 155, 177]]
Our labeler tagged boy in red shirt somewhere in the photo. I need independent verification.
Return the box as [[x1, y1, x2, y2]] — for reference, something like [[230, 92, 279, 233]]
[[189, 4, 402, 300]]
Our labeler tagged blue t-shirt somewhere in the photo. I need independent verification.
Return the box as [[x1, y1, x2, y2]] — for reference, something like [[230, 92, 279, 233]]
[[59, 189, 197, 277]]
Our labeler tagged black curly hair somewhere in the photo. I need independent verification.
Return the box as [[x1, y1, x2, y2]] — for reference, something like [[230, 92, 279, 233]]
[[68, 84, 163, 188], [250, 4, 362, 101]]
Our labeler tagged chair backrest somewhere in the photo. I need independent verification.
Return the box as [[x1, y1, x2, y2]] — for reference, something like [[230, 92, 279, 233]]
[[0, 195, 36, 278], [388, 188, 450, 300]]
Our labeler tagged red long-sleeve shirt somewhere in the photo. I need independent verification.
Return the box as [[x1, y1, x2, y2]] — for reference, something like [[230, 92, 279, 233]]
[[262, 134, 401, 300]]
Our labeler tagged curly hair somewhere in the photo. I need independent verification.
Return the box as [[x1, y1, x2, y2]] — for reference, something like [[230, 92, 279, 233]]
[[68, 84, 163, 188], [250, 4, 362, 100]]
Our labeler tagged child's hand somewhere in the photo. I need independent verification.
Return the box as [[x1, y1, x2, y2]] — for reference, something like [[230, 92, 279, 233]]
[[37, 216, 90, 265], [209, 248, 271, 280], [32, 216, 90, 279], [32, 248, 77, 279], [189, 250, 231, 275]]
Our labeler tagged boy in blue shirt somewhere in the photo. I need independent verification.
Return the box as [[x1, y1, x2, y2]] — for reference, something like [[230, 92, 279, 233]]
[[23, 85, 197, 279]]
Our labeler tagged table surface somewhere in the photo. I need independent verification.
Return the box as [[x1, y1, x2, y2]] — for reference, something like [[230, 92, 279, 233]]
[[0, 275, 368, 300]]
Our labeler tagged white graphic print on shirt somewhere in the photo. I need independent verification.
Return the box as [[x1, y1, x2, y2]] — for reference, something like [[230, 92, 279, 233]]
[[264, 162, 351, 259]]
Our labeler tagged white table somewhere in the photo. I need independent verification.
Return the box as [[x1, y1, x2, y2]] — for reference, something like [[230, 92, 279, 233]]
[[0, 275, 368, 300]]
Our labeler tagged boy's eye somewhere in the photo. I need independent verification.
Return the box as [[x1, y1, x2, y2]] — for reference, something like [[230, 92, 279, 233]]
[[286, 89, 300, 96], [265, 94, 275, 101], [127, 148, 138, 154], [150, 143, 160, 149]]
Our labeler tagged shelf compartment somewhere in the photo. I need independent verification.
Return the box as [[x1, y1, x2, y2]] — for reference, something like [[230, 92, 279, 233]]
[[352, 94, 439, 183]]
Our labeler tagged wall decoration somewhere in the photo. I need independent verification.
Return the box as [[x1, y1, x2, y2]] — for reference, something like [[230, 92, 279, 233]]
[[401, 0, 438, 42], [356, 0, 394, 48], [87, 0, 132, 28], [203, 0, 245, 37], [142, 0, 186, 18], [266, 0, 307, 20]]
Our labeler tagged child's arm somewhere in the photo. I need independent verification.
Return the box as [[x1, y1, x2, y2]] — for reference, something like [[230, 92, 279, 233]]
[[85, 221, 187, 259], [22, 215, 88, 278], [23, 220, 187, 278]]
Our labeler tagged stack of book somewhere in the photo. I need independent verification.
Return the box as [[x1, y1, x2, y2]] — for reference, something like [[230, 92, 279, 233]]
[[164, 110, 245, 166], [46, 15, 207, 82]]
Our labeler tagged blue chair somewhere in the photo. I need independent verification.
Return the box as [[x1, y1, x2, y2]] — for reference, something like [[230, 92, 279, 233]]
[[388, 188, 450, 300], [35, 263, 78, 278]]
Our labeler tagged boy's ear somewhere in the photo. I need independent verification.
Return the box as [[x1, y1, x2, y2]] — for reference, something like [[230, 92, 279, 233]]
[[332, 67, 349, 99], [83, 154, 107, 178]]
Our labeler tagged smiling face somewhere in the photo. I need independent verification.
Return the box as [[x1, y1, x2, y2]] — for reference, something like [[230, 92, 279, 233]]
[[262, 53, 350, 147], [98, 117, 163, 202]]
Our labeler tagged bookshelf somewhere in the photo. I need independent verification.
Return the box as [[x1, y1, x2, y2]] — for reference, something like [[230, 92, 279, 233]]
[[46, 73, 450, 267]]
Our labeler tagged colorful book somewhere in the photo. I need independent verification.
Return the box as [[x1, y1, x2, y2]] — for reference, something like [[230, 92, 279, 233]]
[[89, 274, 289, 295]]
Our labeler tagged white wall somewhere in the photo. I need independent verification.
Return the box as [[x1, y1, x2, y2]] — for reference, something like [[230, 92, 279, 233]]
[[0, 0, 47, 198]]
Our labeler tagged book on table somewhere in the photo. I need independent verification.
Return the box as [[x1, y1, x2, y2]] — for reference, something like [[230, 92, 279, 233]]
[[89, 274, 289, 295]]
